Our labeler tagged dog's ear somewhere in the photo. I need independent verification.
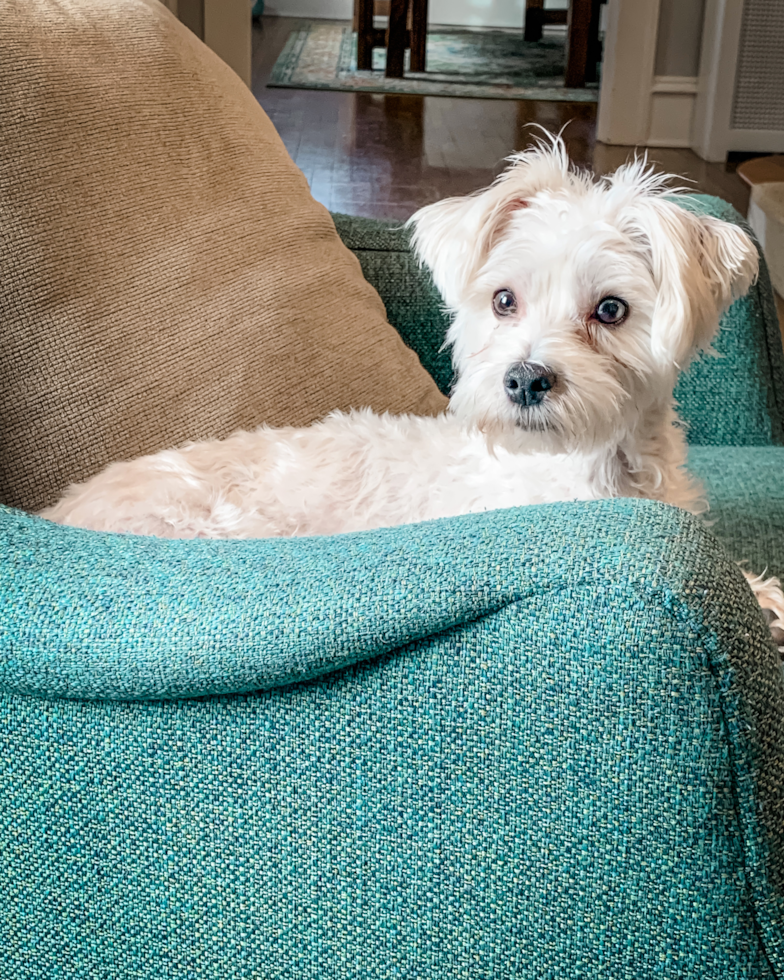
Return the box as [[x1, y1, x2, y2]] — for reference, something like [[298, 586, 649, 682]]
[[406, 193, 493, 309], [407, 141, 572, 309], [628, 198, 758, 366]]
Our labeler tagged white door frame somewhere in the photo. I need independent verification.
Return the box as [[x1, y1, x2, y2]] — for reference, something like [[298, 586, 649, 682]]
[[597, 0, 700, 149], [596, 0, 661, 145]]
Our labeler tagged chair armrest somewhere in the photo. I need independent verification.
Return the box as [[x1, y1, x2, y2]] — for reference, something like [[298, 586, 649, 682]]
[[0, 497, 777, 701], [1, 498, 782, 974]]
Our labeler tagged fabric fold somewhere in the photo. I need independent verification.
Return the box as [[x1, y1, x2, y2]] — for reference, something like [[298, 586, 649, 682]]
[[0, 497, 758, 701]]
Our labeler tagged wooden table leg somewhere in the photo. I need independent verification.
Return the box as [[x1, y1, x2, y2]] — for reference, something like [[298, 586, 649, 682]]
[[410, 0, 428, 72], [385, 0, 408, 77], [585, 0, 603, 84], [564, 0, 592, 88], [524, 0, 544, 42], [357, 0, 374, 71]]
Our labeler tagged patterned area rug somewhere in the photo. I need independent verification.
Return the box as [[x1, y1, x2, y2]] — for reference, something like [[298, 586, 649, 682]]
[[268, 22, 599, 102]]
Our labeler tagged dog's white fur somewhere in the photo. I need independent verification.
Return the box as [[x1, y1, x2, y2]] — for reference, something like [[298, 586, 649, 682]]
[[43, 139, 784, 635]]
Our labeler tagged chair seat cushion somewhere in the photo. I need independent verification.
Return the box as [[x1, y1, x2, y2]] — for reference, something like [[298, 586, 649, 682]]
[[690, 445, 784, 578]]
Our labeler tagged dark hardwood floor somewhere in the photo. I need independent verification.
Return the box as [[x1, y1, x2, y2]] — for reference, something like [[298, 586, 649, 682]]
[[252, 16, 750, 220]]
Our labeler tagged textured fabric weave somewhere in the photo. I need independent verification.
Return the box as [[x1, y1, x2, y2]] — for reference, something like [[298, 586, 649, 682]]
[[333, 212, 456, 395], [3, 497, 759, 703], [333, 197, 784, 446], [691, 445, 784, 578], [1, 499, 783, 978], [0, 0, 447, 512]]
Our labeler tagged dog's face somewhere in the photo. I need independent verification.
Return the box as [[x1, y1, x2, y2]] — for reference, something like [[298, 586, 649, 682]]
[[409, 141, 758, 454]]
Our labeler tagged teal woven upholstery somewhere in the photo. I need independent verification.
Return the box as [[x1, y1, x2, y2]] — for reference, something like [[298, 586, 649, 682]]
[[333, 196, 784, 446], [690, 446, 784, 579], [331, 212, 455, 394], [2, 196, 784, 978], [2, 500, 783, 978]]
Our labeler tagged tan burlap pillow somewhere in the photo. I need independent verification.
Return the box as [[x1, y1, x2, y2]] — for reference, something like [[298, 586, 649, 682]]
[[0, 0, 447, 512]]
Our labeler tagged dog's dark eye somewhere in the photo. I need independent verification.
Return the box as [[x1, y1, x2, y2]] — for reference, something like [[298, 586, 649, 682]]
[[593, 296, 628, 326], [493, 289, 518, 317]]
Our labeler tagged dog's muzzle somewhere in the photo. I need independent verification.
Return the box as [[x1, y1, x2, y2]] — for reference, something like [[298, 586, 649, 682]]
[[504, 363, 557, 407]]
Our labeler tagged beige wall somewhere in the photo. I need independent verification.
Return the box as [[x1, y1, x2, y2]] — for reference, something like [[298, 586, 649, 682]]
[[168, 0, 251, 88], [203, 0, 251, 87]]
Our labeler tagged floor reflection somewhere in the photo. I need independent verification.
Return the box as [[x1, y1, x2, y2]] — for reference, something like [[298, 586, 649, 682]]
[[254, 17, 748, 219]]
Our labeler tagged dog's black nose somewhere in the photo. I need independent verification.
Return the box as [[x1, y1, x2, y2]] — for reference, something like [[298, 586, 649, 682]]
[[504, 363, 557, 406]]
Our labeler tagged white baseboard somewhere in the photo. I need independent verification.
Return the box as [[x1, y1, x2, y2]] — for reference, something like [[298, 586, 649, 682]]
[[429, 0, 525, 29], [263, 0, 352, 17], [726, 129, 784, 154], [263, 0, 566, 28]]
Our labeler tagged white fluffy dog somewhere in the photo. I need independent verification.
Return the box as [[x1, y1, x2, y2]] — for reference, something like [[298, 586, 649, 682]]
[[43, 140, 784, 633]]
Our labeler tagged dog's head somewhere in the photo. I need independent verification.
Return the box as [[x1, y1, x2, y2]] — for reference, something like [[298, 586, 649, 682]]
[[408, 137, 758, 453]]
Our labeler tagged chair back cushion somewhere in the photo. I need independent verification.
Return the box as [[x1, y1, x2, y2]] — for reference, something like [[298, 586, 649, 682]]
[[0, 0, 447, 512]]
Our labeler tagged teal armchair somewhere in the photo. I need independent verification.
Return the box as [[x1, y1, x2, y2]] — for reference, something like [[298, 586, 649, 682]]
[[1, 199, 783, 979]]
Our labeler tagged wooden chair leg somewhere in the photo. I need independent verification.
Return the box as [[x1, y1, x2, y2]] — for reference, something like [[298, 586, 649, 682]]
[[524, 0, 544, 42], [385, 0, 408, 78], [564, 0, 592, 88], [409, 0, 428, 72], [357, 0, 374, 70], [584, 0, 603, 84]]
